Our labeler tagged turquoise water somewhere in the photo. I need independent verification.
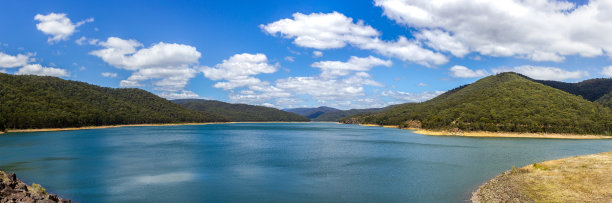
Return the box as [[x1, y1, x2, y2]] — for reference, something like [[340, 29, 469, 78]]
[[0, 123, 611, 202]]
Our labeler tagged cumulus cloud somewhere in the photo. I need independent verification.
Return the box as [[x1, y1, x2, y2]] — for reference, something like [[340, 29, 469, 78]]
[[15, 64, 69, 77], [203, 54, 389, 108], [0, 52, 30, 68], [90, 37, 201, 95], [602, 66, 612, 77], [261, 12, 447, 66], [449, 65, 489, 78], [492, 65, 588, 81], [312, 56, 391, 78], [312, 51, 323, 58], [35, 13, 93, 43], [201, 53, 278, 90], [158, 90, 202, 100], [382, 90, 445, 103], [375, 0, 612, 62], [101, 72, 117, 78], [284, 56, 294, 62]]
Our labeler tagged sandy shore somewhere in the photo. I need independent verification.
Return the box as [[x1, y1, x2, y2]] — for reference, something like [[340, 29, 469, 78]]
[[3, 122, 226, 134], [472, 151, 612, 202], [1, 121, 316, 134], [357, 124, 612, 139]]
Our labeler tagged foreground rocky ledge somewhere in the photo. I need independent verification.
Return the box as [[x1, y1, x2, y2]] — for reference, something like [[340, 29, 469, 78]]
[[0, 171, 70, 203], [472, 151, 612, 202]]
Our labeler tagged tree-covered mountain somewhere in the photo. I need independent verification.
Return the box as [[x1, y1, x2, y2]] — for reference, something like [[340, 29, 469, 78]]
[[0, 73, 225, 131], [596, 91, 612, 109], [313, 106, 397, 121], [530, 77, 612, 101], [283, 106, 340, 119], [340, 72, 612, 135], [173, 99, 309, 122]]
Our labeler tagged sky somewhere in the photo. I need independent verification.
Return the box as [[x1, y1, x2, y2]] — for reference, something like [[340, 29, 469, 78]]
[[1, 0, 612, 110]]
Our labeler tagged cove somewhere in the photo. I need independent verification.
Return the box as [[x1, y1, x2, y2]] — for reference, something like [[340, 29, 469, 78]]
[[0, 123, 610, 202]]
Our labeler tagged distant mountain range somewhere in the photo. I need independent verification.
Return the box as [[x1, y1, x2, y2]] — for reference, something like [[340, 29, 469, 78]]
[[283, 106, 390, 121], [283, 106, 340, 119], [173, 99, 308, 122], [341, 72, 612, 135]]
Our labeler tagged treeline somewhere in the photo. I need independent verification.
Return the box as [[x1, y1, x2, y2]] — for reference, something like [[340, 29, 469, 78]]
[[340, 73, 612, 135], [0, 73, 225, 131], [173, 99, 309, 122]]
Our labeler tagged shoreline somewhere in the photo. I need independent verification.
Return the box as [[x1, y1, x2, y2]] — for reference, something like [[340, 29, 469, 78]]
[[1, 121, 315, 134], [357, 124, 612, 140], [471, 151, 612, 202]]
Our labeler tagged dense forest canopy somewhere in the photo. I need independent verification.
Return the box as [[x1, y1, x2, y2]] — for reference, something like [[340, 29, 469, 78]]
[[0, 73, 225, 131], [173, 99, 309, 122], [530, 77, 612, 101], [340, 72, 612, 135]]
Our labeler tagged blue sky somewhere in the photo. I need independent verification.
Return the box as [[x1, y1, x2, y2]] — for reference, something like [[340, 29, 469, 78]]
[[1, 0, 611, 109]]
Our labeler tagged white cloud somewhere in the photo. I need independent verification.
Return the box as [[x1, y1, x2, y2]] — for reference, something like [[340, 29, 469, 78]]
[[101, 72, 117, 78], [158, 90, 202, 100], [417, 82, 429, 87], [35, 13, 93, 43], [15, 64, 69, 77], [284, 56, 294, 62], [382, 90, 445, 103], [261, 12, 379, 49], [262, 12, 447, 66], [375, 0, 612, 62], [201, 53, 278, 90], [312, 56, 391, 78], [312, 51, 323, 58], [275, 72, 382, 101], [449, 65, 489, 78], [492, 65, 589, 81], [75, 36, 99, 45], [602, 66, 612, 77], [0, 52, 30, 68], [91, 37, 201, 95]]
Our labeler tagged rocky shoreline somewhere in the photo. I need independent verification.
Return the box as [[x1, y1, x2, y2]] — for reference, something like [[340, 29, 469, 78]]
[[0, 171, 70, 203]]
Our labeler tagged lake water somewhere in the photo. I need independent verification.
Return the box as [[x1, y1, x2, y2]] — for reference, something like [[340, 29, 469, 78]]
[[0, 123, 611, 202]]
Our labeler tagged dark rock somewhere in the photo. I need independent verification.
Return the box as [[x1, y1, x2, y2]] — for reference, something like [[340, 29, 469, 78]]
[[0, 171, 71, 203]]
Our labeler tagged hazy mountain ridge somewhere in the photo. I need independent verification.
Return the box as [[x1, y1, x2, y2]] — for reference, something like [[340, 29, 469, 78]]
[[173, 99, 309, 122], [283, 106, 340, 119]]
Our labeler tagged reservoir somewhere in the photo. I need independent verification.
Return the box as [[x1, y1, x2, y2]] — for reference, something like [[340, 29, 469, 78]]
[[0, 123, 610, 202]]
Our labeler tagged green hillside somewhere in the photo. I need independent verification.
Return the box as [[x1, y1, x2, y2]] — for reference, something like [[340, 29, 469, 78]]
[[532, 78, 612, 101], [596, 91, 612, 108], [173, 99, 309, 122], [0, 73, 225, 131], [340, 72, 612, 135]]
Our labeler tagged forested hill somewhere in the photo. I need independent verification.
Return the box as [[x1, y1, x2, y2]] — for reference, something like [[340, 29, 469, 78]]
[[596, 91, 612, 109], [340, 72, 612, 135], [530, 77, 612, 101], [173, 99, 309, 122], [0, 73, 225, 131], [313, 107, 394, 121], [283, 106, 340, 119]]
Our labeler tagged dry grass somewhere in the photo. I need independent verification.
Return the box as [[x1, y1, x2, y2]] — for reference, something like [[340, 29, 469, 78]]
[[4, 122, 227, 133], [472, 151, 612, 202], [414, 129, 612, 139]]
